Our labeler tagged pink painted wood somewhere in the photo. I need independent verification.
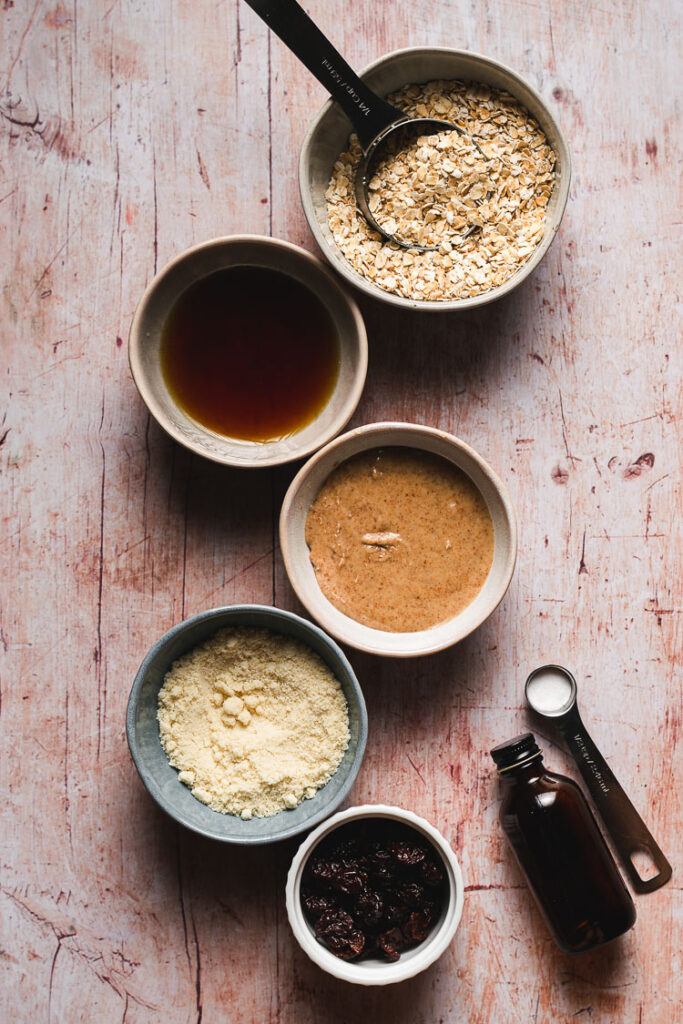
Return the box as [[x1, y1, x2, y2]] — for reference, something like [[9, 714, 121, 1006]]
[[1, 1, 680, 1021]]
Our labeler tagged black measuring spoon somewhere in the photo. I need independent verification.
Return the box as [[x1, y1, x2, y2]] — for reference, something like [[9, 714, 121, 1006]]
[[525, 664, 671, 894], [243, 0, 487, 251]]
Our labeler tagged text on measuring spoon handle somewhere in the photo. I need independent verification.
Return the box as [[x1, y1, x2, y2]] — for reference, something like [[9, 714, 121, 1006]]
[[572, 731, 611, 793], [321, 60, 371, 115]]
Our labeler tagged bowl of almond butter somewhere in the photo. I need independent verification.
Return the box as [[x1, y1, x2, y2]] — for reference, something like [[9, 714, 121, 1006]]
[[299, 47, 570, 311], [279, 422, 517, 657]]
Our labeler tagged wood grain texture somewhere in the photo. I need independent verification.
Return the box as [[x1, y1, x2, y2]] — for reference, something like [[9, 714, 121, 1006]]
[[1, 1, 681, 1021]]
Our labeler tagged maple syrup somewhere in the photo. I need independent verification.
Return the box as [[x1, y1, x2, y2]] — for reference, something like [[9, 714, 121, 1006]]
[[160, 266, 340, 442]]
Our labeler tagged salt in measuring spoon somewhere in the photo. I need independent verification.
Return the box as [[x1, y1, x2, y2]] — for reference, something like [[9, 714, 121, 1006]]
[[243, 0, 489, 252], [525, 665, 672, 894]]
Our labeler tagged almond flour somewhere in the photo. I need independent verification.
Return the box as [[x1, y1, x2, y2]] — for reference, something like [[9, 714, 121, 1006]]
[[157, 626, 350, 819]]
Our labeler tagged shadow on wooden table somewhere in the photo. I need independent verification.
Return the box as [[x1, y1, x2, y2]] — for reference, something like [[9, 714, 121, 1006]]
[[550, 933, 641, 1018], [349, 267, 555, 429], [139, 775, 466, 1021], [285, 952, 454, 1023], [278, 920, 638, 1024]]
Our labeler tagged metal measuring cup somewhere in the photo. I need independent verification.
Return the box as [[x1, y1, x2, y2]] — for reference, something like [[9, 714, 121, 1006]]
[[244, 0, 487, 252], [525, 665, 672, 894]]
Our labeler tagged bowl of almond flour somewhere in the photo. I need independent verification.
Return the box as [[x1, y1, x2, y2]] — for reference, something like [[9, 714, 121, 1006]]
[[126, 605, 367, 844], [299, 47, 570, 311]]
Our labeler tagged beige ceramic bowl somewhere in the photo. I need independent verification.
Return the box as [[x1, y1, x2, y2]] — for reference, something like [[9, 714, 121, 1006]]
[[299, 46, 571, 312], [279, 422, 517, 657], [129, 236, 368, 467]]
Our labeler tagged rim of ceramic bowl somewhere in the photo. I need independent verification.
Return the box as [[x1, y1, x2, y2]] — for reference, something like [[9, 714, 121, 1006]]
[[126, 604, 368, 844], [286, 803, 464, 985], [128, 235, 368, 467], [298, 46, 572, 312], [279, 422, 517, 657]]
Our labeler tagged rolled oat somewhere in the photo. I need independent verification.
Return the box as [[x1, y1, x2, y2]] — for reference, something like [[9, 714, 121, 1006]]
[[326, 79, 556, 302]]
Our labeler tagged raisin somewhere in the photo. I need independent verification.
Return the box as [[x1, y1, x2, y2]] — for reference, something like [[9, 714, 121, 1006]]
[[398, 881, 426, 908], [342, 929, 365, 960], [354, 890, 384, 929], [420, 858, 445, 887], [362, 932, 381, 958], [301, 819, 447, 966], [310, 858, 342, 885], [302, 891, 337, 921], [315, 908, 353, 944], [366, 845, 392, 871], [315, 909, 365, 960], [327, 864, 369, 896], [402, 911, 431, 944], [389, 840, 427, 867], [334, 838, 363, 861], [421, 899, 439, 925], [370, 862, 398, 889], [384, 903, 411, 926], [379, 926, 405, 962]]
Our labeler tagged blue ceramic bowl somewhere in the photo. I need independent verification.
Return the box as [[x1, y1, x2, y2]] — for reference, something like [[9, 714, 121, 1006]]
[[126, 605, 368, 844]]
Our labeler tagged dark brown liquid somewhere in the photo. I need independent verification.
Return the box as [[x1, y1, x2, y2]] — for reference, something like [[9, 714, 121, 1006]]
[[160, 266, 340, 442], [499, 762, 636, 953]]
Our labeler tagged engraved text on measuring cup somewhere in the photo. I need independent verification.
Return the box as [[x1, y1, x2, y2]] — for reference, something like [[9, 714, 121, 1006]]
[[321, 59, 370, 115], [574, 733, 610, 793]]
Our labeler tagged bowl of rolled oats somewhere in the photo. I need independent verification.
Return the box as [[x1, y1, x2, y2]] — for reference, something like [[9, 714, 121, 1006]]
[[299, 47, 570, 310]]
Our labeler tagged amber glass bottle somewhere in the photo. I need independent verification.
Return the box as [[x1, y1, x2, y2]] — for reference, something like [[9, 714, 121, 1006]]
[[491, 733, 636, 953]]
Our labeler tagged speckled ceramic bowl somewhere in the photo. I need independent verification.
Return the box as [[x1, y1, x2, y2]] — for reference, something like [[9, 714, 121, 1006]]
[[126, 605, 367, 844], [280, 422, 517, 657], [286, 804, 464, 985], [299, 46, 571, 312], [129, 235, 367, 467]]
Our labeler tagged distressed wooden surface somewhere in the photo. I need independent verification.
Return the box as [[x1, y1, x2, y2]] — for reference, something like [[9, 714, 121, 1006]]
[[1, 1, 681, 1021]]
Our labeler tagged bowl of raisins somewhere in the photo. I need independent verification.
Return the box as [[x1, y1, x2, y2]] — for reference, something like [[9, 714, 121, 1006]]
[[286, 804, 464, 984]]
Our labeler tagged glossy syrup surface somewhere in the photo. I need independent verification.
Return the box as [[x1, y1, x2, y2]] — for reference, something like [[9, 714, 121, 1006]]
[[161, 266, 340, 442]]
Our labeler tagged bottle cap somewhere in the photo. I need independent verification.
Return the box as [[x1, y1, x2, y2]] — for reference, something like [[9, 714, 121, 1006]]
[[490, 732, 543, 773]]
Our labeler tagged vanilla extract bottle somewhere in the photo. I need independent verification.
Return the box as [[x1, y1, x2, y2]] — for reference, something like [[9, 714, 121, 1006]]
[[491, 733, 636, 953]]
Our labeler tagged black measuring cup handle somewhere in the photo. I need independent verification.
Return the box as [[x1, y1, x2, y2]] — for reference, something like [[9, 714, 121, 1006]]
[[243, 0, 403, 151], [557, 707, 672, 894]]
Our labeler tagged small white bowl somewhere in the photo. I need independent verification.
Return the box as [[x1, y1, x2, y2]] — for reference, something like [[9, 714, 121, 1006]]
[[286, 804, 464, 985], [299, 46, 571, 312], [129, 235, 368, 467], [279, 422, 517, 657]]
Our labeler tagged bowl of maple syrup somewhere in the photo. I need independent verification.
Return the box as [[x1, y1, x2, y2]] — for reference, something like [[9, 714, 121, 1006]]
[[129, 235, 368, 467]]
